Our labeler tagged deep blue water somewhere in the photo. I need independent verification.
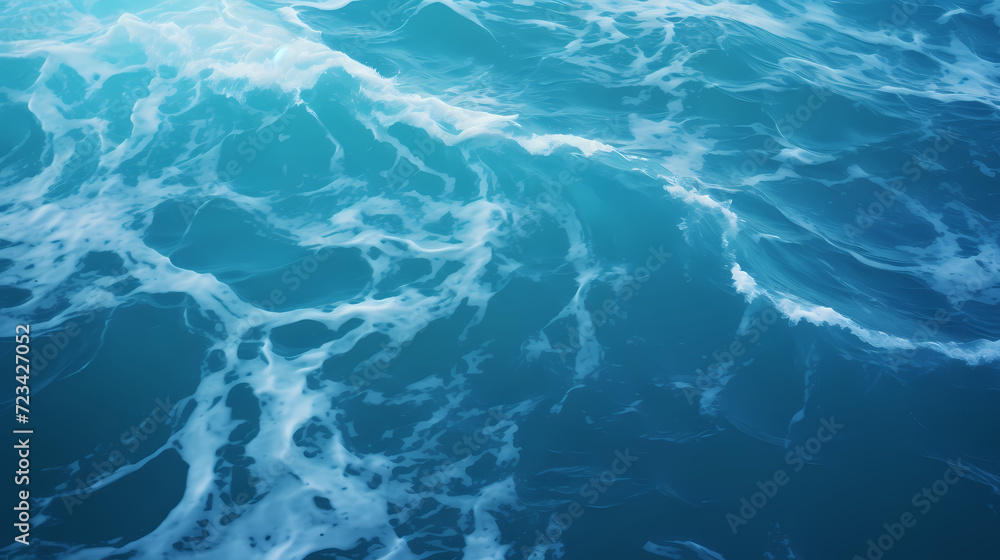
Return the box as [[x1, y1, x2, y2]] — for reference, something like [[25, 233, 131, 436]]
[[1, 0, 1000, 559]]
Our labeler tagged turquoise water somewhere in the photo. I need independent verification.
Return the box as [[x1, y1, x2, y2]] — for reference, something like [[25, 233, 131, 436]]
[[1, 0, 999, 558]]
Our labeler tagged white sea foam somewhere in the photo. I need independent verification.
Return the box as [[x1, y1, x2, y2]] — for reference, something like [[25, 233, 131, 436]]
[[4, 1, 1000, 558]]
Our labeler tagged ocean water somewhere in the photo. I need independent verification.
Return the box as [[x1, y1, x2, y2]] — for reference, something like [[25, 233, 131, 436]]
[[1, 0, 999, 558]]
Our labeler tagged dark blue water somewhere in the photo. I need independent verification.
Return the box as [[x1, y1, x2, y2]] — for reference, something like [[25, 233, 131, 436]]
[[1, 0, 999, 558]]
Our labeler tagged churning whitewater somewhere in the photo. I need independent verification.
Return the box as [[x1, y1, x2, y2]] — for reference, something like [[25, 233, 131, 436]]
[[1, 0, 999, 559]]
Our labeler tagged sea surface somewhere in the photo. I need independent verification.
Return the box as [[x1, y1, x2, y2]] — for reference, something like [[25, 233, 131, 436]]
[[1, 0, 999, 559]]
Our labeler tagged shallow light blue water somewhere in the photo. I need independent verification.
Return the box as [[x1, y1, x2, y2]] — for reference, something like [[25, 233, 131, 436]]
[[1, 0, 999, 559]]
